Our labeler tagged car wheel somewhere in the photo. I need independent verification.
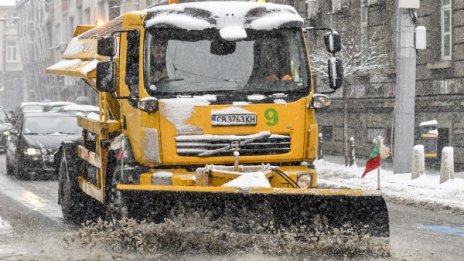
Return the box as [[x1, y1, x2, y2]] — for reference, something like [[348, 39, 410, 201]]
[[15, 158, 29, 180]]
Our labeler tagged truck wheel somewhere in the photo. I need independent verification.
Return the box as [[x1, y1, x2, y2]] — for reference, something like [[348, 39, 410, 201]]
[[58, 149, 86, 224], [106, 178, 129, 221]]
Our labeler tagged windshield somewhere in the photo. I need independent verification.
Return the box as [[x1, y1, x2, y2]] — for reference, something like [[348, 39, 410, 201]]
[[144, 28, 310, 98], [23, 116, 81, 135], [22, 105, 44, 112]]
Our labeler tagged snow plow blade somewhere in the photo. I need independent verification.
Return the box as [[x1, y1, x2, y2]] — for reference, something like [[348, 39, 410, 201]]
[[120, 188, 389, 238]]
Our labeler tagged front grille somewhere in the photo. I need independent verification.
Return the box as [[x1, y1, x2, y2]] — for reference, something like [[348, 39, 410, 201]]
[[176, 134, 291, 157]]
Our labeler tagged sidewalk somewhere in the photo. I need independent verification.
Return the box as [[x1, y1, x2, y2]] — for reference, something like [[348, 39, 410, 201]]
[[314, 155, 464, 213]]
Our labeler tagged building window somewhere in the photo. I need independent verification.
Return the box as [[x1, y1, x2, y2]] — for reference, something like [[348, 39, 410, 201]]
[[332, 0, 342, 13], [441, 0, 452, 60], [320, 126, 333, 141], [306, 0, 319, 19], [7, 41, 17, 62]]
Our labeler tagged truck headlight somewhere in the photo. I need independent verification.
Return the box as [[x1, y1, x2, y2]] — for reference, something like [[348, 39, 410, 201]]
[[297, 173, 312, 189], [26, 147, 41, 155]]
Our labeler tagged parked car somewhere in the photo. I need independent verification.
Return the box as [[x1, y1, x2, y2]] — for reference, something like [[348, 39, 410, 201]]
[[46, 101, 76, 112], [0, 108, 12, 152], [57, 104, 99, 116], [5, 112, 82, 180]]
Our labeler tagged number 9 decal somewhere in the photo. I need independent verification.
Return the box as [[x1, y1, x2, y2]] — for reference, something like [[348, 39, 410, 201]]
[[264, 108, 278, 126]]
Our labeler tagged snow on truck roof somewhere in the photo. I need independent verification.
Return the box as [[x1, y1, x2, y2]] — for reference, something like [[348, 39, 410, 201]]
[[145, 1, 303, 31]]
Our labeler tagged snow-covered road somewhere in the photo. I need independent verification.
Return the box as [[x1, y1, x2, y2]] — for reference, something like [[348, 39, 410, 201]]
[[0, 155, 463, 260]]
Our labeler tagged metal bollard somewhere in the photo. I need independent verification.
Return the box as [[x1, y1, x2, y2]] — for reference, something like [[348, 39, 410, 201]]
[[349, 137, 355, 166], [318, 133, 324, 159]]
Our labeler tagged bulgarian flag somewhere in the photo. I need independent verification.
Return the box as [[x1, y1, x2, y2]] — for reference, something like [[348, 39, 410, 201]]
[[362, 141, 381, 177]]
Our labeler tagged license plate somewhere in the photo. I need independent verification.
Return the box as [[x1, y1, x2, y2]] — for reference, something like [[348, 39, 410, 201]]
[[212, 114, 257, 126]]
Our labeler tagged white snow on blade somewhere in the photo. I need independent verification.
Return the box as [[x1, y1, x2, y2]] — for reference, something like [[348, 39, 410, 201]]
[[63, 37, 83, 56], [248, 12, 304, 30], [316, 157, 464, 212], [419, 119, 437, 126], [47, 59, 82, 70], [222, 171, 271, 190], [247, 94, 266, 101], [152, 171, 173, 178], [160, 97, 210, 131], [428, 129, 438, 135], [145, 13, 213, 30], [220, 26, 247, 40], [80, 59, 99, 75], [211, 107, 254, 115]]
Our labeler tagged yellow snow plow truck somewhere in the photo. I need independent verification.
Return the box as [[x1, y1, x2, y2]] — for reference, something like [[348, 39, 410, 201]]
[[47, 0, 389, 239]]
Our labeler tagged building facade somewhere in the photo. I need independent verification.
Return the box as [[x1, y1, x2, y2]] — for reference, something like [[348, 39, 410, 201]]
[[0, 2, 24, 110], [285, 0, 464, 163], [16, 0, 122, 104]]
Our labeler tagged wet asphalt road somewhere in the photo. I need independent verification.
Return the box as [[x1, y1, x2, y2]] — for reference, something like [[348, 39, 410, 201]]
[[0, 154, 463, 260]]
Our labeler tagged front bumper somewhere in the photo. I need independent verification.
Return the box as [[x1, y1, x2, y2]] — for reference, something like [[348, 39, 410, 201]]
[[21, 153, 57, 178]]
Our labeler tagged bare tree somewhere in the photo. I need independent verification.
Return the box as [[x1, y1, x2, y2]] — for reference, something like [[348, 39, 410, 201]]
[[310, 35, 388, 165], [310, 37, 388, 80]]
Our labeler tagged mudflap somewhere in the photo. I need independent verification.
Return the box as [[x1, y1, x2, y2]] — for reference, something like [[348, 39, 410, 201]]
[[121, 190, 389, 238]]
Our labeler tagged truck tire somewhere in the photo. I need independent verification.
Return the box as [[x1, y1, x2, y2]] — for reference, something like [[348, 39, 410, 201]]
[[58, 145, 87, 224], [105, 171, 129, 221]]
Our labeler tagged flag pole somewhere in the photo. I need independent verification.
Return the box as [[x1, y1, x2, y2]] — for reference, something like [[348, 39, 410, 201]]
[[377, 137, 381, 190]]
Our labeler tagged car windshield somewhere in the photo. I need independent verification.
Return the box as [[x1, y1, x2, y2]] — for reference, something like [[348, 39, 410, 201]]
[[144, 28, 310, 98], [22, 115, 81, 135], [22, 105, 44, 112]]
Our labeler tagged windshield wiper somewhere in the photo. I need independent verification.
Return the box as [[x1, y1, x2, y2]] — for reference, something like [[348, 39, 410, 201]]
[[198, 131, 271, 157]]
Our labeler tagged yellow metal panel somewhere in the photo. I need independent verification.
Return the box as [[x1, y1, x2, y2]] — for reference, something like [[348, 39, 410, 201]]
[[46, 59, 98, 78], [172, 175, 196, 186], [77, 145, 101, 169], [77, 116, 121, 139], [140, 173, 152, 185], [73, 25, 96, 37], [307, 123, 318, 161], [116, 184, 377, 197], [157, 99, 307, 165], [78, 176, 105, 203]]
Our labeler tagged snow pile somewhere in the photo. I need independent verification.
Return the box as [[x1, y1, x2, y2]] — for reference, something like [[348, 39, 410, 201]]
[[222, 172, 271, 190], [211, 106, 253, 115], [316, 157, 464, 213]]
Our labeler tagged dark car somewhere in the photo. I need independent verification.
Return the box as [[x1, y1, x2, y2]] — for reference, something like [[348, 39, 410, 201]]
[[0, 108, 12, 152], [5, 112, 82, 180]]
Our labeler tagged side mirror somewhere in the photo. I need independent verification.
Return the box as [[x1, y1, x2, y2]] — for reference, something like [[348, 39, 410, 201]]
[[96, 61, 116, 93], [328, 57, 343, 89], [324, 31, 342, 54], [210, 40, 236, 56], [97, 36, 117, 57]]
